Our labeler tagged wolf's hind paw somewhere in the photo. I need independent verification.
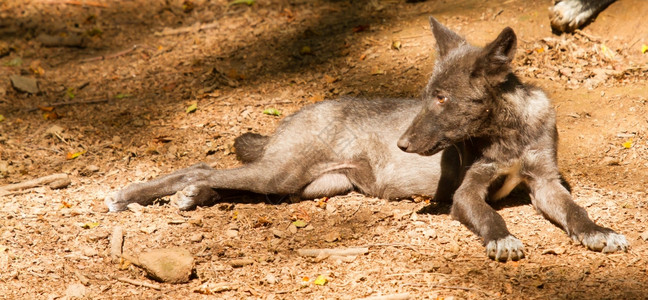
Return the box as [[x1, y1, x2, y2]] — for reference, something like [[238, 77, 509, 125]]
[[175, 184, 219, 211], [104, 191, 129, 212]]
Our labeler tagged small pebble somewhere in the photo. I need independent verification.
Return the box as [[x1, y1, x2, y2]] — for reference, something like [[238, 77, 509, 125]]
[[288, 224, 298, 234], [190, 233, 204, 243], [324, 231, 340, 243], [65, 283, 86, 299], [640, 231, 648, 241], [272, 229, 285, 238], [542, 247, 566, 255], [229, 258, 254, 268], [601, 156, 620, 166], [225, 229, 238, 238], [265, 273, 278, 284], [49, 177, 71, 189], [423, 228, 437, 239], [81, 246, 98, 257]]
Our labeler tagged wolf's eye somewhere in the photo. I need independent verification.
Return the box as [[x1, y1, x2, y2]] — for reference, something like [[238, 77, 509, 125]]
[[436, 94, 447, 104]]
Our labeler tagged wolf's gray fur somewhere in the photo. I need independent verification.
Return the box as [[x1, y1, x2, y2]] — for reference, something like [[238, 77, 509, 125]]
[[106, 17, 628, 261]]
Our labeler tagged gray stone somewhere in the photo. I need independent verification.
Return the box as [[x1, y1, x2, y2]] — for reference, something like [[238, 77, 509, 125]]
[[138, 248, 194, 283], [10, 75, 39, 94], [65, 283, 86, 299]]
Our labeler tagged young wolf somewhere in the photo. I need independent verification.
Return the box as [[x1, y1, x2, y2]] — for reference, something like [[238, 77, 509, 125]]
[[106, 17, 628, 261], [397, 17, 627, 261]]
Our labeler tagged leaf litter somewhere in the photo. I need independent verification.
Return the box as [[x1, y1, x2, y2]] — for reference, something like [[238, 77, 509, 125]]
[[0, 0, 647, 299]]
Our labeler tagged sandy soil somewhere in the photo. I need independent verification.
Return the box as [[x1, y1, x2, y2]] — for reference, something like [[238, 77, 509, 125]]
[[0, 0, 647, 299]]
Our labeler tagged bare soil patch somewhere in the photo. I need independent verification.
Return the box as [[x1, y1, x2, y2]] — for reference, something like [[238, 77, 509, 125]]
[[1, 0, 647, 299]]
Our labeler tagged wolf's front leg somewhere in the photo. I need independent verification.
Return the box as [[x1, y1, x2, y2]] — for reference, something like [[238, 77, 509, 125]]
[[527, 176, 628, 253], [451, 164, 525, 262]]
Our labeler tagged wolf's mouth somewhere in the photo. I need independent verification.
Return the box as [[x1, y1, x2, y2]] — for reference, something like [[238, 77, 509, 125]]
[[418, 141, 445, 156]]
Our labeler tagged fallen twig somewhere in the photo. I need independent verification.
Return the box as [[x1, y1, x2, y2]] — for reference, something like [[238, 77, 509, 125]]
[[366, 243, 423, 253], [154, 21, 220, 36], [81, 45, 139, 62], [47, 0, 109, 8], [114, 276, 161, 290], [0, 173, 69, 194], [574, 29, 602, 43], [430, 284, 483, 293], [110, 226, 124, 263], [28, 98, 108, 112], [492, 9, 504, 20], [297, 247, 368, 257], [357, 293, 411, 300], [274, 286, 304, 295], [194, 281, 236, 294], [399, 34, 426, 40]]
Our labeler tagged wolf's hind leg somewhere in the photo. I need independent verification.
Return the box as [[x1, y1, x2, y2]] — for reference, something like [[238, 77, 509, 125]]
[[176, 184, 220, 211], [105, 163, 215, 212]]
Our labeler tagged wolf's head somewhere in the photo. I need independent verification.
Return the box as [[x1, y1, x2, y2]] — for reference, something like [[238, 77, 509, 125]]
[[398, 17, 517, 155]]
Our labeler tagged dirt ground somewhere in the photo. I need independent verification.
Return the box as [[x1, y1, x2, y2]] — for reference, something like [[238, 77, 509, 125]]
[[1, 0, 647, 299]]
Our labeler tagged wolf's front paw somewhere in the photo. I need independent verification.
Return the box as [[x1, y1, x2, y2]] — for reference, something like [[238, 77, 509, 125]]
[[486, 235, 525, 262], [574, 230, 629, 253], [175, 185, 219, 211], [104, 191, 129, 212]]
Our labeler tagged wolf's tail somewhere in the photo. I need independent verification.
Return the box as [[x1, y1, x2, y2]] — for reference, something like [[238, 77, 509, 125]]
[[234, 132, 269, 163]]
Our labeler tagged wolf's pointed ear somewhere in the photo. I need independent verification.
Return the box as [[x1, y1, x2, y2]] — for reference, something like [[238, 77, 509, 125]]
[[429, 16, 466, 57], [473, 27, 517, 83]]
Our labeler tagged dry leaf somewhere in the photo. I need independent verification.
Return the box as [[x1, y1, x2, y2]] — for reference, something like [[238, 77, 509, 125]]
[[300, 46, 312, 55], [43, 111, 61, 120], [66, 150, 87, 160], [316, 197, 328, 209], [371, 67, 384, 75], [228, 0, 255, 6], [309, 94, 325, 102], [323, 74, 338, 84], [153, 136, 173, 143], [81, 221, 100, 229], [292, 219, 308, 228], [29, 60, 45, 76], [391, 40, 401, 50], [253, 216, 272, 228], [313, 275, 327, 286], [352, 24, 369, 33], [262, 108, 281, 116], [186, 103, 197, 113]]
